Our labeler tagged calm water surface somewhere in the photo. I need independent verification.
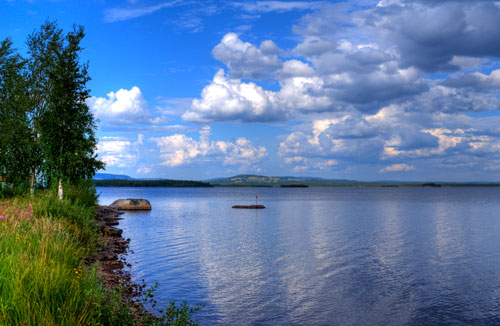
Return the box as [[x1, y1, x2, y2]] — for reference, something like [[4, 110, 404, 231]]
[[98, 187, 500, 325]]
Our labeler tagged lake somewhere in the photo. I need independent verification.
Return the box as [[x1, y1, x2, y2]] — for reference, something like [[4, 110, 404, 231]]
[[97, 187, 500, 325]]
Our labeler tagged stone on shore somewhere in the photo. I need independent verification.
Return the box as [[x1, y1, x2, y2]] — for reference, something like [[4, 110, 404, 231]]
[[111, 199, 152, 210], [102, 225, 123, 237]]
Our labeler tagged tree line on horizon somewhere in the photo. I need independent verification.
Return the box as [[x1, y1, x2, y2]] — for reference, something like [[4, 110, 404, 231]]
[[93, 179, 212, 187], [0, 21, 103, 198]]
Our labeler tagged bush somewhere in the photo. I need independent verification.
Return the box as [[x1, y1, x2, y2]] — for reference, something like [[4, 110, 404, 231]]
[[0, 182, 30, 199]]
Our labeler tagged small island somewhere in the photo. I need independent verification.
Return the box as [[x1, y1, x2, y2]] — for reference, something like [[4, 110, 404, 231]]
[[422, 183, 442, 187], [232, 205, 266, 209]]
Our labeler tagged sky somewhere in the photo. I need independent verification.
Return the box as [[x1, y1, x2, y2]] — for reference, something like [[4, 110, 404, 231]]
[[2, 0, 500, 181]]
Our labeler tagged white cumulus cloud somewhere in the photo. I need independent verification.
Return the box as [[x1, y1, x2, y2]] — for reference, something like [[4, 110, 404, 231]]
[[87, 86, 151, 125], [182, 64, 332, 122], [151, 126, 267, 169], [379, 163, 415, 173], [212, 33, 282, 79], [182, 70, 285, 122], [97, 135, 144, 168], [279, 104, 500, 174]]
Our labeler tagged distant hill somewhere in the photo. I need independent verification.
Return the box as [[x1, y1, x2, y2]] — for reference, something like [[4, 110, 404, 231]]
[[94, 173, 134, 180], [93, 179, 211, 187], [92, 173, 500, 187], [207, 174, 364, 187], [207, 174, 500, 187], [93, 173, 210, 187]]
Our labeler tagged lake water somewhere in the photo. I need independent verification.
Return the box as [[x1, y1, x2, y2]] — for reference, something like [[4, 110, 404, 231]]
[[97, 187, 500, 325]]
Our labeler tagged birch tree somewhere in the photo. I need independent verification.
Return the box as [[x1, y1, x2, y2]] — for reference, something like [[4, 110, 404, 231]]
[[26, 21, 63, 194], [0, 38, 31, 188], [39, 24, 103, 199]]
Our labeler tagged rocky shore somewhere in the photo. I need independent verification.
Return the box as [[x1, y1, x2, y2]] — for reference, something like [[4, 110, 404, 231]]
[[91, 205, 200, 324], [90, 205, 145, 317], [93, 206, 131, 290]]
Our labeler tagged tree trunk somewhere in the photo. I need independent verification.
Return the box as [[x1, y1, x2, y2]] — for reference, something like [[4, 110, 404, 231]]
[[30, 125, 38, 197], [58, 179, 63, 200], [30, 165, 35, 197]]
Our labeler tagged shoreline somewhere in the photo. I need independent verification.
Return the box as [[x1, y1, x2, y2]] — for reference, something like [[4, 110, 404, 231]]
[[91, 205, 201, 324], [92, 205, 144, 318]]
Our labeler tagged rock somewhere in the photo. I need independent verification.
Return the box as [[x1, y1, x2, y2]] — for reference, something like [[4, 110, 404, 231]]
[[104, 260, 124, 270], [232, 205, 266, 209], [96, 205, 124, 217], [102, 225, 123, 237], [102, 254, 117, 261], [111, 199, 152, 210], [103, 216, 119, 226]]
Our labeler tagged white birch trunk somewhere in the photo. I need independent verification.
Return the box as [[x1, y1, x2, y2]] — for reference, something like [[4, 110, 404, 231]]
[[58, 179, 63, 200], [30, 166, 35, 197]]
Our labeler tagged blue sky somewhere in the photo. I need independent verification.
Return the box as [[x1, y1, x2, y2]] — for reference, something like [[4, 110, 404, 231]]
[[3, 0, 500, 181]]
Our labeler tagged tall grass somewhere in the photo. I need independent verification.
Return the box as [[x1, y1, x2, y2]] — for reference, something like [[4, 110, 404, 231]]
[[1, 196, 93, 325], [0, 193, 129, 326], [0, 186, 199, 326]]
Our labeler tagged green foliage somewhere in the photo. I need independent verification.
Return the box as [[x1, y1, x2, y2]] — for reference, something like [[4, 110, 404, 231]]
[[32, 191, 98, 248], [26, 20, 65, 191], [161, 302, 201, 326], [0, 189, 201, 326], [0, 38, 32, 187], [0, 21, 201, 326], [0, 192, 101, 326], [136, 283, 201, 326], [1, 21, 103, 194], [93, 179, 212, 187], [0, 183, 29, 199], [65, 179, 100, 208], [96, 285, 135, 326], [0, 184, 200, 326], [39, 24, 103, 187]]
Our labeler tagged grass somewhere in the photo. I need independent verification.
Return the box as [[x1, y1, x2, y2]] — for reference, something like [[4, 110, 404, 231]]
[[0, 184, 199, 326], [0, 195, 105, 325]]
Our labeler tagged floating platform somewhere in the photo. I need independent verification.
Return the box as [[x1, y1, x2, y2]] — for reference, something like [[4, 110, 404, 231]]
[[232, 205, 266, 209]]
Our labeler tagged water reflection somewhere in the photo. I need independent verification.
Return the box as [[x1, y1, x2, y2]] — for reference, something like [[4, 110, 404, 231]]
[[198, 209, 273, 325], [432, 199, 467, 264], [98, 187, 500, 325]]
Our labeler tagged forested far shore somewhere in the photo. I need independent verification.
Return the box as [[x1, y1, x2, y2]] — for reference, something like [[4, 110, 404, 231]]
[[94, 179, 500, 188], [93, 179, 212, 187], [92, 174, 500, 188]]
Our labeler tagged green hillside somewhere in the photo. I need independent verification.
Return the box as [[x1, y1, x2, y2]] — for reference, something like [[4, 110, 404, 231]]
[[208, 175, 500, 187]]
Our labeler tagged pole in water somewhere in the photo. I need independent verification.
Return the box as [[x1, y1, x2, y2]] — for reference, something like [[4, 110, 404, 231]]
[[256, 195, 258, 205]]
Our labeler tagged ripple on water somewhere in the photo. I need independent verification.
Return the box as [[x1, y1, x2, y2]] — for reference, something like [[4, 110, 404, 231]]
[[98, 187, 500, 325]]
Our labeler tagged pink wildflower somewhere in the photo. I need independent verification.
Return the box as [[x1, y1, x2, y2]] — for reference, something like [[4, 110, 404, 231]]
[[0, 216, 4, 220]]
